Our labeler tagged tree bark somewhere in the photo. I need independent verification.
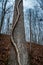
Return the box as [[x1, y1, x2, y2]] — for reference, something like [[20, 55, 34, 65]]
[[13, 0, 25, 43], [12, 0, 30, 65]]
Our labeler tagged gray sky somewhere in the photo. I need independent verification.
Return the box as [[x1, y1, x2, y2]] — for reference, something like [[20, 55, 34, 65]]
[[10, 0, 40, 10], [10, 0, 40, 7], [23, 0, 40, 10]]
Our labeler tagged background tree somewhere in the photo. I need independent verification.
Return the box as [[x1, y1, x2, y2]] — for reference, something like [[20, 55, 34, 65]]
[[0, 0, 13, 33]]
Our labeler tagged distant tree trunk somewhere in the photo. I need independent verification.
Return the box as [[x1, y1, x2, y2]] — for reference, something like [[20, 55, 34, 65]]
[[0, 0, 8, 32], [12, 0, 30, 65], [6, 16, 10, 34], [29, 9, 32, 52], [0, 0, 13, 33]]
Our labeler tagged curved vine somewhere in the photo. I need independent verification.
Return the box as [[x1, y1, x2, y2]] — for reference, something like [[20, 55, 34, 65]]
[[11, 0, 22, 65]]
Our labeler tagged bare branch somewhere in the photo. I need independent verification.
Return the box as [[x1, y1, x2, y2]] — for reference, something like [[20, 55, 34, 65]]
[[5, 5, 13, 13], [0, 0, 8, 32]]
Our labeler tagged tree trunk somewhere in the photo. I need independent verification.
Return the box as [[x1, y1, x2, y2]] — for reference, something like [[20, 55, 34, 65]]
[[13, 0, 25, 43], [12, 0, 30, 65]]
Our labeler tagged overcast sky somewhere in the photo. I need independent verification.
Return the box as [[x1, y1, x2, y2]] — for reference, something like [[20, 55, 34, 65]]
[[10, 0, 40, 11], [10, 0, 40, 6], [23, 0, 40, 10], [8, 0, 40, 11]]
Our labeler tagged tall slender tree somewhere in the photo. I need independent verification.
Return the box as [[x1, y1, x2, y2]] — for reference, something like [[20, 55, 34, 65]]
[[0, 0, 13, 32], [11, 0, 30, 65]]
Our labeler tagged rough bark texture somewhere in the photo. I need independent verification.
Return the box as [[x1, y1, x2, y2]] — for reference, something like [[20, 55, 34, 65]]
[[12, 0, 30, 65], [13, 0, 25, 43]]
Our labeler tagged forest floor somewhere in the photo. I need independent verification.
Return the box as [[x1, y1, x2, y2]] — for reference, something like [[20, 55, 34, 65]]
[[0, 34, 18, 65], [0, 34, 43, 65], [26, 42, 43, 65]]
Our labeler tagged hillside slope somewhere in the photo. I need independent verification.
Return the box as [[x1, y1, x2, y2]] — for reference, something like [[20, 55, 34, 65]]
[[0, 34, 43, 65], [0, 34, 18, 65]]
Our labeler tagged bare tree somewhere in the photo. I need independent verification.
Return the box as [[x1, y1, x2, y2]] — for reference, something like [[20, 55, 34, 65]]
[[29, 9, 32, 51], [6, 16, 10, 34], [0, 0, 13, 32], [11, 0, 30, 65]]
